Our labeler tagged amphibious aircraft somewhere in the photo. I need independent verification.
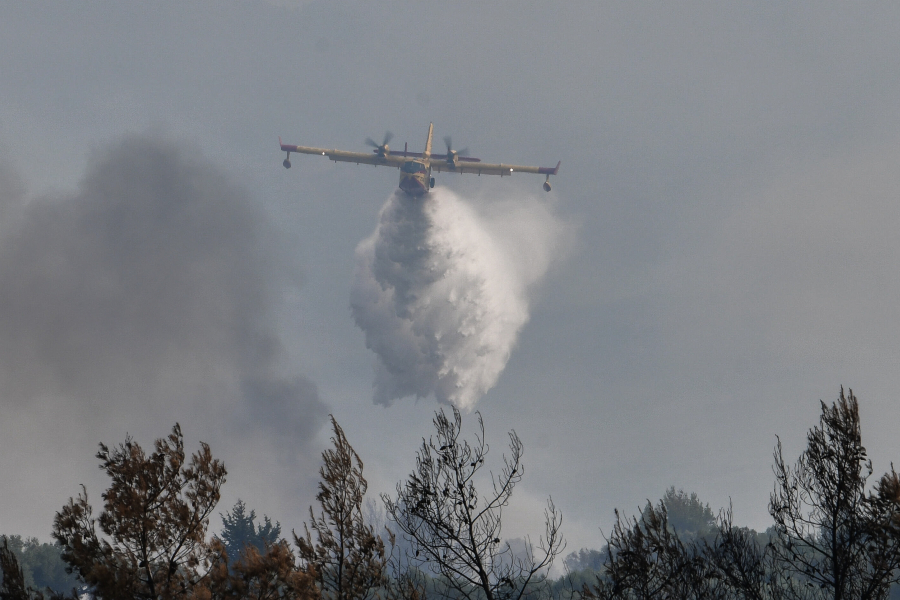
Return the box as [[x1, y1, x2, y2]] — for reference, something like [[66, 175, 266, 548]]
[[279, 123, 560, 196]]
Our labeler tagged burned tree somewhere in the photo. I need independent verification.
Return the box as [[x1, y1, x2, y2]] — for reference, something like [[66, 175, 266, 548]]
[[768, 387, 900, 599], [585, 499, 721, 600], [383, 408, 564, 600], [296, 416, 387, 600], [203, 539, 319, 600], [52, 424, 226, 600], [582, 388, 900, 600]]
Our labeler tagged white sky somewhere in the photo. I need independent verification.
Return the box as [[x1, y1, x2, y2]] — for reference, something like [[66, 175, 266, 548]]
[[3, 2, 900, 557]]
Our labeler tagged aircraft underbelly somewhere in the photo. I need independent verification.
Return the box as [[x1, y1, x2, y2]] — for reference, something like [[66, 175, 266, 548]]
[[399, 173, 428, 197]]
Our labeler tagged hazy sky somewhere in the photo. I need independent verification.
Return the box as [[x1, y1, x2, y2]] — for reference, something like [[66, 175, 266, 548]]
[[3, 2, 900, 557]]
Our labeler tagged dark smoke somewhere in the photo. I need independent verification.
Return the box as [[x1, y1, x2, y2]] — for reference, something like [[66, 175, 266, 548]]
[[0, 136, 327, 444]]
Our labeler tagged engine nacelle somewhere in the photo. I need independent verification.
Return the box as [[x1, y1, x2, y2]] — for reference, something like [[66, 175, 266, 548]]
[[543, 180, 551, 192]]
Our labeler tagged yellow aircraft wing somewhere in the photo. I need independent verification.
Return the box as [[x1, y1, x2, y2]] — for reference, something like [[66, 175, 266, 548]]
[[280, 139, 405, 169], [430, 159, 561, 177]]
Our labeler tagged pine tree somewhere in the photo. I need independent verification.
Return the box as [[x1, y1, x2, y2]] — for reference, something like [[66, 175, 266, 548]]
[[219, 500, 281, 561], [296, 416, 386, 600], [53, 424, 226, 600], [769, 387, 900, 599]]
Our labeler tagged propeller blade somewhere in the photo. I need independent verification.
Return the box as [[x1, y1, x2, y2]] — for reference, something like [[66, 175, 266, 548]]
[[382, 131, 394, 146], [443, 136, 453, 152], [365, 137, 378, 147], [456, 147, 469, 156]]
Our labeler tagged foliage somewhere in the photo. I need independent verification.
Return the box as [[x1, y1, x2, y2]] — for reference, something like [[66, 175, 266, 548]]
[[218, 500, 281, 561], [697, 506, 799, 600], [296, 415, 387, 600], [658, 487, 717, 540], [585, 500, 720, 600], [13, 385, 900, 600], [383, 407, 564, 600], [564, 488, 712, 578], [0, 537, 78, 595], [563, 548, 607, 575], [580, 388, 900, 600], [199, 538, 318, 600], [2, 538, 35, 600], [0, 539, 76, 600], [52, 423, 227, 600]]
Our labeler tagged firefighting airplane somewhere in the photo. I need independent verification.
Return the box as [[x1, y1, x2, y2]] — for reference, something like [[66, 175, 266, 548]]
[[279, 123, 560, 196]]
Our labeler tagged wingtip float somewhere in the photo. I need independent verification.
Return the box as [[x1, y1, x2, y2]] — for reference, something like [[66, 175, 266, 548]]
[[279, 123, 560, 196]]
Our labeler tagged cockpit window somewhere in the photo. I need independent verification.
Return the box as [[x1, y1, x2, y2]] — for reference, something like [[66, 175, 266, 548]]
[[402, 161, 426, 174]]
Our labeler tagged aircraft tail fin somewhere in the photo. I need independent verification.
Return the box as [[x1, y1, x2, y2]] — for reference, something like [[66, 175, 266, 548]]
[[424, 123, 433, 158]]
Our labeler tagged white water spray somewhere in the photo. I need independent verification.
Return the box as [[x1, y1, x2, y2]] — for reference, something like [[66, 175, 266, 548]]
[[351, 187, 562, 410]]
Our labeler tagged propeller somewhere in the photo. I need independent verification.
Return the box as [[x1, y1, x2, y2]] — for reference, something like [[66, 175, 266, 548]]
[[366, 131, 394, 156], [443, 136, 468, 159]]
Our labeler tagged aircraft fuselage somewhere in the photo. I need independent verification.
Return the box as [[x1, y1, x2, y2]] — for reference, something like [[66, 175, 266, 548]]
[[398, 160, 431, 197]]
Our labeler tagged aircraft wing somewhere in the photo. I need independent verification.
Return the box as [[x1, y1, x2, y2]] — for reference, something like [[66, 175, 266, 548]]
[[390, 150, 481, 162], [430, 159, 561, 177], [280, 140, 404, 168]]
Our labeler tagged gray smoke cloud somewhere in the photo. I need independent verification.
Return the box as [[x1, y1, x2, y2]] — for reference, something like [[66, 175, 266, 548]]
[[0, 136, 327, 444], [351, 187, 563, 410]]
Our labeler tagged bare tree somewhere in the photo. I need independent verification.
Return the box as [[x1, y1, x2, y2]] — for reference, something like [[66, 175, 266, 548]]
[[768, 388, 900, 600], [52, 424, 226, 600], [296, 416, 387, 600], [701, 505, 803, 600], [383, 408, 564, 600], [382, 536, 428, 600]]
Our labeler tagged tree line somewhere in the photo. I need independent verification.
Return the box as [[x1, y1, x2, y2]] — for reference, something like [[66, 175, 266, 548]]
[[2, 388, 900, 599]]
